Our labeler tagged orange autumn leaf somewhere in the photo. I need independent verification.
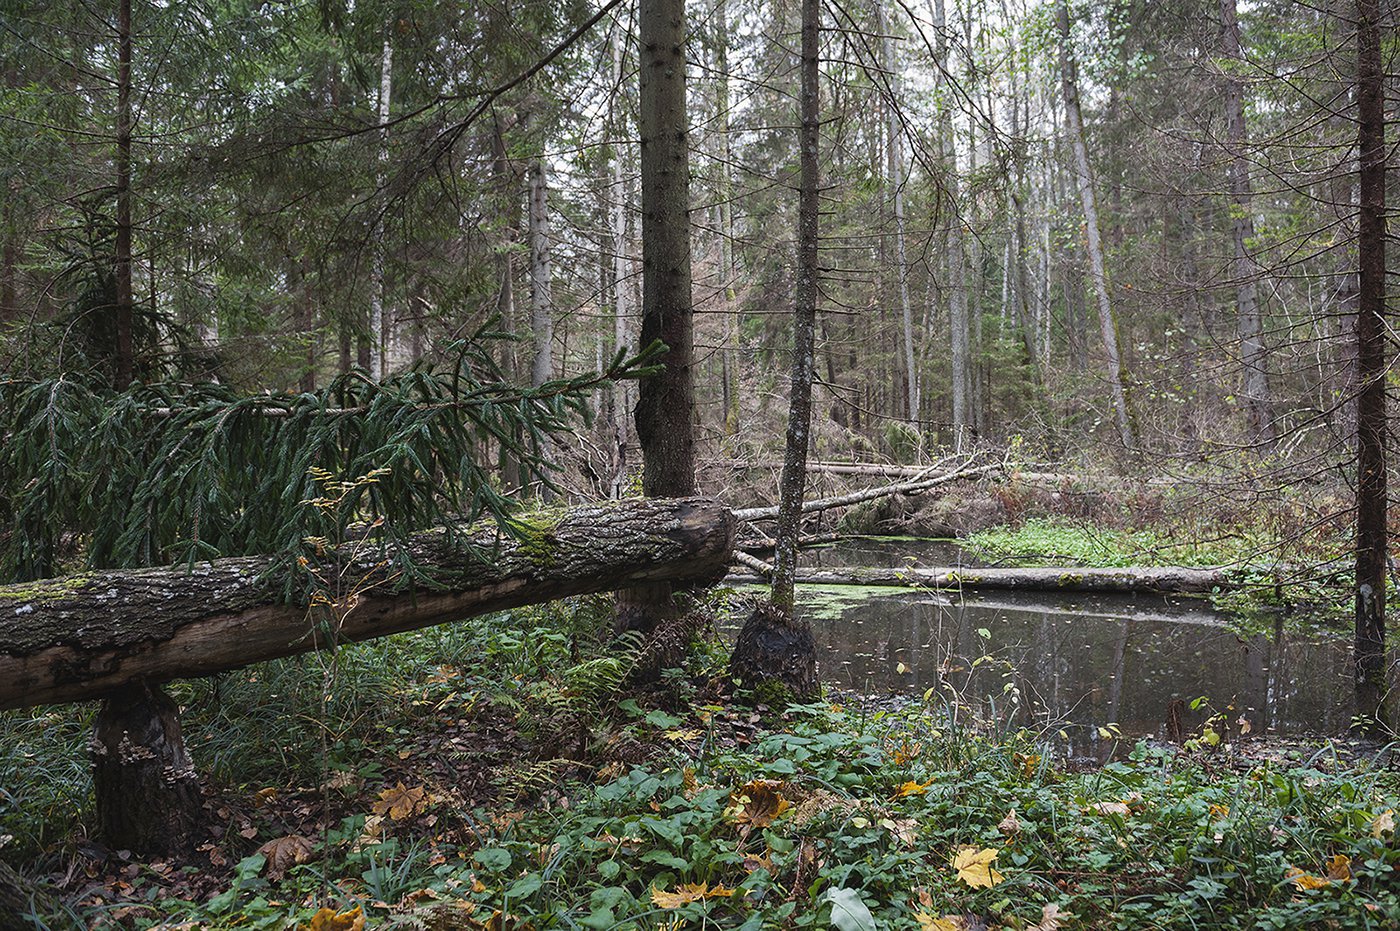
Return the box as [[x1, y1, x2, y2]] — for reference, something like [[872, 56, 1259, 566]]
[[305, 905, 365, 931], [894, 780, 933, 798], [1325, 854, 1353, 882], [372, 782, 429, 821], [651, 882, 735, 908], [1285, 867, 1331, 890]]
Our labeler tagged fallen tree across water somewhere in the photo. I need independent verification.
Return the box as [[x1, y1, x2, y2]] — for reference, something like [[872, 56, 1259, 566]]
[[0, 497, 734, 710], [731, 460, 1002, 522], [724, 564, 1235, 594]]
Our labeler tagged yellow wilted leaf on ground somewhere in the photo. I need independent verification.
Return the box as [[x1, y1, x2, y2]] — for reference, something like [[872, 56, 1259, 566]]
[[305, 905, 364, 931], [1325, 854, 1353, 882], [915, 914, 969, 931], [952, 846, 1005, 888], [727, 780, 791, 828], [1285, 867, 1331, 890], [258, 834, 315, 881], [1014, 753, 1041, 777], [663, 728, 703, 742], [372, 782, 428, 820], [1373, 809, 1395, 838], [1090, 801, 1131, 817], [892, 741, 922, 765], [1209, 804, 1230, 819], [894, 780, 933, 798]]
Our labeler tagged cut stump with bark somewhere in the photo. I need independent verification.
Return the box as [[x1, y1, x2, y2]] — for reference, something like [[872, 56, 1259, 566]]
[[0, 859, 55, 931], [92, 684, 201, 856]]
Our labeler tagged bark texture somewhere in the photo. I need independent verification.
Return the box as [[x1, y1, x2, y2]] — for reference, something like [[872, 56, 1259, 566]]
[[0, 498, 735, 708], [92, 684, 201, 855], [0, 860, 54, 931], [1353, 0, 1388, 724], [114, 0, 134, 389], [634, 0, 696, 498]]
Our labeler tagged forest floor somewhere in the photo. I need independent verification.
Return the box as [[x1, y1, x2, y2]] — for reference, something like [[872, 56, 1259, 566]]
[[3, 589, 1398, 931]]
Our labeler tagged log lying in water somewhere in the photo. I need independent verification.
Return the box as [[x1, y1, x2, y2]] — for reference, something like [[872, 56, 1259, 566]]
[[0, 497, 735, 710], [725, 565, 1235, 594]]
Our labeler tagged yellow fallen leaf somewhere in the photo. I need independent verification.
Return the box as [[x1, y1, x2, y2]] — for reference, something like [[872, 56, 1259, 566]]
[[304, 905, 364, 931], [1015, 752, 1041, 777], [915, 914, 968, 931], [1209, 804, 1230, 819], [1090, 801, 1131, 817], [1325, 854, 1352, 882], [651, 882, 734, 908], [372, 782, 428, 821], [1285, 867, 1331, 890], [1373, 809, 1395, 838], [952, 846, 1005, 888], [663, 728, 703, 742], [895, 779, 933, 798]]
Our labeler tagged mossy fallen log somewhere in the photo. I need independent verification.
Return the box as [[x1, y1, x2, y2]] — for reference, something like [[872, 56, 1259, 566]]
[[725, 564, 1234, 594], [0, 497, 734, 709]]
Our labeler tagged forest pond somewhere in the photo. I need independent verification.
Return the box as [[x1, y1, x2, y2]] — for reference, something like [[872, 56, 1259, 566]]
[[728, 538, 1370, 760]]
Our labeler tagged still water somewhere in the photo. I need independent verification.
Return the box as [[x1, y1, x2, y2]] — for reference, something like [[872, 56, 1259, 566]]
[[732, 538, 1369, 759]]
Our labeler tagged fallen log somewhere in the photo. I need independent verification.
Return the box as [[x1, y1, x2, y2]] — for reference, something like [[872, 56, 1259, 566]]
[[724, 565, 1235, 594], [732, 461, 1002, 522], [0, 497, 735, 710]]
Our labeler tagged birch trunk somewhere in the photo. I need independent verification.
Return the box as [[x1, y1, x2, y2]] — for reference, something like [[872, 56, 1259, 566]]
[[610, 18, 632, 494], [368, 35, 393, 379], [933, 0, 972, 439], [1057, 0, 1134, 448], [529, 157, 554, 389]]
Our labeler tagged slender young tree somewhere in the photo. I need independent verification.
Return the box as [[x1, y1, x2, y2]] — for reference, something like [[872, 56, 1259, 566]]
[[114, 0, 134, 389], [369, 32, 393, 379], [729, 0, 820, 699], [1057, 0, 1134, 449], [1220, 0, 1272, 447]]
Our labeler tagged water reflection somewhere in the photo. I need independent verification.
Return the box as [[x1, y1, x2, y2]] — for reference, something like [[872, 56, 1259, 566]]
[[730, 583, 1366, 760]]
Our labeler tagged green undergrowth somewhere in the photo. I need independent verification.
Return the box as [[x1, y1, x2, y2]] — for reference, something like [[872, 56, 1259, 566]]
[[965, 519, 1258, 570], [3, 598, 1397, 930]]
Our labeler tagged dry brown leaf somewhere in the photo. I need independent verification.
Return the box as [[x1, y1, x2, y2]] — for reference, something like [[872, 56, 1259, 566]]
[[1090, 801, 1131, 817], [1372, 809, 1395, 838], [258, 834, 315, 881], [727, 780, 791, 828], [997, 809, 1021, 837], [1325, 854, 1353, 882], [1029, 903, 1066, 931], [372, 782, 429, 821]]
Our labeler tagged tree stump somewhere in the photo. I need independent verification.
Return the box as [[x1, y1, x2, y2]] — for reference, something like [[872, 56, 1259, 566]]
[[91, 684, 201, 856], [728, 601, 819, 701]]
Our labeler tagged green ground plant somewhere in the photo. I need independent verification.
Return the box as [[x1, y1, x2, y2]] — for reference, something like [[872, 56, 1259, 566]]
[[2, 596, 1393, 931]]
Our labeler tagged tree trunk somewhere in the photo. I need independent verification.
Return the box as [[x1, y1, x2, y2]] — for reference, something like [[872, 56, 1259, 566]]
[[1220, 0, 1273, 447], [114, 0, 134, 389], [877, 4, 919, 425], [610, 16, 632, 493], [491, 111, 522, 493], [1057, 0, 1134, 449], [0, 860, 54, 931], [1353, 0, 1388, 726], [93, 684, 202, 855], [0, 498, 735, 709], [932, 0, 972, 440], [619, 0, 698, 634], [725, 565, 1237, 594]]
